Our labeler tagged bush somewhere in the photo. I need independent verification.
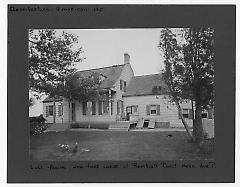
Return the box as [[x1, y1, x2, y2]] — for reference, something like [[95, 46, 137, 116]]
[[30, 115, 48, 136], [70, 122, 110, 129], [90, 123, 109, 129], [70, 123, 89, 129]]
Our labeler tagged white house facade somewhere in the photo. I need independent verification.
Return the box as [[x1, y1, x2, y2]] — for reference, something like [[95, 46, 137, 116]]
[[42, 53, 214, 128]]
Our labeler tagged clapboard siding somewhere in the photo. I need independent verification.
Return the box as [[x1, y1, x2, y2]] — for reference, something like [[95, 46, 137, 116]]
[[43, 98, 70, 123], [123, 95, 194, 127]]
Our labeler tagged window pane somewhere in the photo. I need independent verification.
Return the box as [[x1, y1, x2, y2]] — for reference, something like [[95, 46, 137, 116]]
[[82, 102, 87, 115], [99, 101, 102, 115], [201, 113, 208, 118], [49, 106, 53, 116], [183, 113, 189, 118], [103, 100, 109, 114], [150, 110, 157, 114]]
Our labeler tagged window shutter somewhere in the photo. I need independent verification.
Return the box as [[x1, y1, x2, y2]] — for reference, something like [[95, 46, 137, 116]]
[[189, 109, 193, 119], [146, 105, 150, 115], [111, 101, 113, 115], [124, 81, 127, 92], [82, 102, 87, 115], [120, 80, 123, 90], [157, 105, 160, 115], [117, 101, 119, 115], [121, 101, 124, 114], [98, 101, 102, 115], [58, 105, 61, 117], [46, 106, 49, 117]]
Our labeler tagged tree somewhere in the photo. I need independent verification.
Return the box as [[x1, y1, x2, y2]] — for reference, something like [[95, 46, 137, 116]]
[[29, 97, 35, 107], [159, 28, 214, 142], [183, 28, 214, 142], [29, 29, 83, 123], [159, 28, 192, 138]]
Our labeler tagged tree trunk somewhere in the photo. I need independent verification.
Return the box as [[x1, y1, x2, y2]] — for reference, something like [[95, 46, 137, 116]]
[[192, 104, 204, 143], [175, 101, 192, 138], [53, 96, 56, 124]]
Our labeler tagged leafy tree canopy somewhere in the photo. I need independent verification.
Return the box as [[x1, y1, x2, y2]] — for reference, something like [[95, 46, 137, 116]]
[[29, 29, 83, 97]]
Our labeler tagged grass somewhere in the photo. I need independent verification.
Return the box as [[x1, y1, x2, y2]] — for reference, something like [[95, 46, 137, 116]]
[[30, 131, 214, 161]]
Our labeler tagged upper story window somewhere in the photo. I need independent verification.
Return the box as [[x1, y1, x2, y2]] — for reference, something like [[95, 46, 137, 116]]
[[120, 79, 127, 92]]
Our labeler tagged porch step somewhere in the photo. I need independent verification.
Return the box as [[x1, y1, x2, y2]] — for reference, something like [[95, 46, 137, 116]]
[[108, 121, 130, 131]]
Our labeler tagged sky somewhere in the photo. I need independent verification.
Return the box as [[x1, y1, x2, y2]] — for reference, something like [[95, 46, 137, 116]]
[[29, 28, 165, 116]]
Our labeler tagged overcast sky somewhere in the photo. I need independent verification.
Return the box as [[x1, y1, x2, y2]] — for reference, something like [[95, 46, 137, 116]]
[[30, 28, 165, 116], [67, 28, 164, 75]]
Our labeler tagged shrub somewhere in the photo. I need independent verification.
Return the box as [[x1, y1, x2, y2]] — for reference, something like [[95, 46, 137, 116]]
[[70, 122, 89, 129], [70, 122, 110, 129], [90, 123, 109, 129], [30, 115, 48, 136]]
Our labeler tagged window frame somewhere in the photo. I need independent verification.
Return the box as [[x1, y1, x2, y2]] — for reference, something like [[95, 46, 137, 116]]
[[48, 105, 54, 116]]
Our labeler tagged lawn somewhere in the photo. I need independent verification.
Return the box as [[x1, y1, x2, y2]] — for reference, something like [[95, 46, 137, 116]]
[[30, 130, 214, 161]]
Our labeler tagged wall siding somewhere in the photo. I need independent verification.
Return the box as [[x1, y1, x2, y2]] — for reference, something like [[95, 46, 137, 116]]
[[123, 95, 194, 127], [43, 98, 70, 123]]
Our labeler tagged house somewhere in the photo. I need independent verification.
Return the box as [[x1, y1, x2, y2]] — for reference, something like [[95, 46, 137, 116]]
[[43, 53, 214, 128]]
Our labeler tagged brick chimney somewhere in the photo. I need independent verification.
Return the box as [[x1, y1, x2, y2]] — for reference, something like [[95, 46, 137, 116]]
[[124, 53, 130, 64]]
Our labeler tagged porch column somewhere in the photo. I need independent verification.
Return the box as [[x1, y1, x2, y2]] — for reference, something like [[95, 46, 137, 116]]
[[109, 90, 112, 116]]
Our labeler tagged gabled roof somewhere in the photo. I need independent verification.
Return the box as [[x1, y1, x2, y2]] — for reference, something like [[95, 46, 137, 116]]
[[73, 64, 125, 89], [123, 74, 168, 97], [43, 64, 125, 103]]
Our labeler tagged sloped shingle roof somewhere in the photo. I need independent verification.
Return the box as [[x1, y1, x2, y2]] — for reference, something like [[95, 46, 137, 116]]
[[43, 64, 125, 103], [73, 64, 125, 89], [123, 74, 168, 97]]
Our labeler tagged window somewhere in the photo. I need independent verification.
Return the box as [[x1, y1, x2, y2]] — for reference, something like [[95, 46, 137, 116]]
[[82, 102, 87, 115], [181, 109, 193, 119], [92, 101, 96, 115], [201, 110, 208, 118], [48, 105, 54, 116], [120, 80, 123, 90], [46, 105, 54, 117], [58, 105, 63, 117], [98, 101, 102, 115], [103, 100, 109, 114], [124, 81, 127, 92], [150, 105, 157, 114], [132, 105, 138, 113], [117, 100, 123, 115], [182, 109, 189, 118], [146, 105, 160, 115]]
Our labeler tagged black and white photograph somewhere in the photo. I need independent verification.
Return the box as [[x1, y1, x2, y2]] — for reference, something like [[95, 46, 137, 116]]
[[6, 4, 235, 183], [29, 28, 215, 161]]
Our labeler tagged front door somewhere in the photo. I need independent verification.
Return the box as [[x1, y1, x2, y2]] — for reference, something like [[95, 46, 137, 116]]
[[72, 103, 76, 122], [126, 106, 132, 121]]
